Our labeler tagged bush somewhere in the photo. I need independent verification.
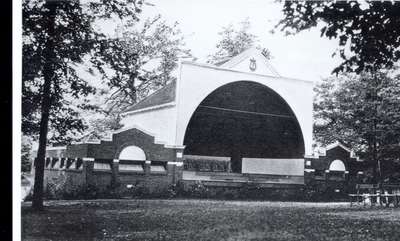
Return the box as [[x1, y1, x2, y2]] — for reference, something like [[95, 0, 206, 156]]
[[190, 181, 210, 198], [43, 180, 123, 200], [178, 181, 308, 201], [300, 182, 350, 202], [238, 182, 263, 199], [181, 181, 212, 198], [118, 181, 185, 199], [218, 188, 240, 199], [123, 181, 148, 198], [166, 183, 184, 198], [44, 180, 67, 200]]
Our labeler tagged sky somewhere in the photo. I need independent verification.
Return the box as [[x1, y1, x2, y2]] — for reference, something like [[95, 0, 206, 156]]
[[135, 0, 343, 83]]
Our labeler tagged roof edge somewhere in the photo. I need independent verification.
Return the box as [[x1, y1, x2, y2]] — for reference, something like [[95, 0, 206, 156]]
[[121, 101, 176, 116], [180, 60, 313, 84]]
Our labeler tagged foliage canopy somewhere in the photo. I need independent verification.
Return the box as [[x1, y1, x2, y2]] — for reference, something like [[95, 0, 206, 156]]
[[22, 0, 142, 144], [314, 71, 400, 178], [278, 1, 400, 73], [208, 19, 271, 65]]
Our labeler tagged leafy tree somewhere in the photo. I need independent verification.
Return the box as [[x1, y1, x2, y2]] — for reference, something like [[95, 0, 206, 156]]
[[92, 15, 192, 111], [208, 19, 271, 64], [88, 114, 123, 139], [23, 0, 142, 209], [277, 1, 400, 74], [314, 71, 400, 182], [79, 15, 191, 140]]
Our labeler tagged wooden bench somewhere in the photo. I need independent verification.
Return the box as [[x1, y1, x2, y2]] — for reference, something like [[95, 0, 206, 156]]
[[380, 193, 400, 207], [349, 183, 400, 207], [349, 194, 380, 207]]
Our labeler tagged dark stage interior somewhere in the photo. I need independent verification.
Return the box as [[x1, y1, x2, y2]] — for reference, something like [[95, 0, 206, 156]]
[[183, 81, 305, 173]]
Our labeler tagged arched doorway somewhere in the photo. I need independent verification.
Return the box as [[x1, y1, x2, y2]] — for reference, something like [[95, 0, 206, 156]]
[[183, 81, 305, 173]]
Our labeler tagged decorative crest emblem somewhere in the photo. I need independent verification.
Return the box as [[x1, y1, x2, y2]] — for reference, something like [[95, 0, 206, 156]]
[[249, 58, 256, 71]]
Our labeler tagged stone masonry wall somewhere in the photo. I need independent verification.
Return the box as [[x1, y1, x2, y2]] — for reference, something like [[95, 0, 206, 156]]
[[304, 145, 368, 194], [42, 157, 183, 198], [62, 128, 179, 161], [42, 127, 185, 198]]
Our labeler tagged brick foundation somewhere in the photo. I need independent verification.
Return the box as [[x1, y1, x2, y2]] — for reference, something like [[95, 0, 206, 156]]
[[41, 127, 184, 197], [42, 157, 183, 198], [40, 135, 367, 199]]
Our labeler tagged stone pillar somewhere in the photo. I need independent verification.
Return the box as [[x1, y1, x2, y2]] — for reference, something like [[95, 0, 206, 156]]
[[50, 157, 54, 169], [82, 157, 95, 188], [175, 149, 184, 162], [59, 157, 65, 169], [166, 163, 175, 184], [111, 159, 120, 188], [45, 157, 52, 169], [144, 160, 151, 176], [344, 170, 349, 180], [174, 147, 185, 180], [304, 169, 315, 185], [174, 162, 183, 183], [325, 170, 330, 180]]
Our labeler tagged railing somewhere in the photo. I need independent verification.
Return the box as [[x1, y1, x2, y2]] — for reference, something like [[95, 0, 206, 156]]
[[349, 183, 400, 207], [42, 157, 173, 174], [42, 157, 83, 170], [183, 155, 231, 172]]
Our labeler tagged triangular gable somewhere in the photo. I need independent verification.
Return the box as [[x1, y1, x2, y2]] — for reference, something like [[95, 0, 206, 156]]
[[318, 141, 361, 161], [219, 47, 280, 77], [325, 141, 352, 153]]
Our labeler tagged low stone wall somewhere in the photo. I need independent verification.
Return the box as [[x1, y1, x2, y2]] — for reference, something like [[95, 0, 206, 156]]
[[42, 157, 183, 199], [39, 130, 367, 200], [39, 127, 186, 199]]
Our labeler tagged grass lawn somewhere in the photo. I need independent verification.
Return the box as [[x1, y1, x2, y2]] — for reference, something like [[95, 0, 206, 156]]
[[22, 199, 400, 241]]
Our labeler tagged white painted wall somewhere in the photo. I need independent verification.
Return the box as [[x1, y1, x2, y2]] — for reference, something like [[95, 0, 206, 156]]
[[242, 158, 304, 176], [175, 61, 314, 155], [120, 57, 314, 157], [121, 105, 178, 145]]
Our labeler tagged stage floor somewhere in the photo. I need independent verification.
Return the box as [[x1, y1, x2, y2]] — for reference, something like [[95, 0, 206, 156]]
[[182, 171, 304, 187]]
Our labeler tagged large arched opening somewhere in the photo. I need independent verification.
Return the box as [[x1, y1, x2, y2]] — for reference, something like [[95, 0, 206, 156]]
[[183, 81, 305, 173]]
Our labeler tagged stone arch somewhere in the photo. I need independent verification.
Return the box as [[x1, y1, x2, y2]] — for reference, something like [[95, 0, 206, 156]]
[[116, 144, 146, 160], [182, 81, 305, 164], [329, 159, 346, 172]]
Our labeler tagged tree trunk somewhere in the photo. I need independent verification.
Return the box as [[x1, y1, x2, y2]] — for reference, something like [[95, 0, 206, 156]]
[[373, 139, 379, 183], [31, 2, 57, 210], [371, 74, 382, 185]]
